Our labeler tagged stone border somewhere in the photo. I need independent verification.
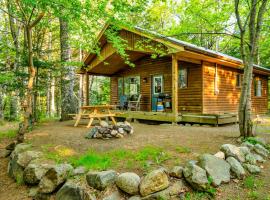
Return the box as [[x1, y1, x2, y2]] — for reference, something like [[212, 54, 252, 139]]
[[2, 137, 269, 200]]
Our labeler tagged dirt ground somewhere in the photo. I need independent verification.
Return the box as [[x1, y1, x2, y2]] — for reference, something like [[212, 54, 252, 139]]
[[1, 119, 270, 199]]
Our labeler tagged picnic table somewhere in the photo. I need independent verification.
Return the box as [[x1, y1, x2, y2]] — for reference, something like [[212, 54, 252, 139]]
[[74, 105, 117, 128]]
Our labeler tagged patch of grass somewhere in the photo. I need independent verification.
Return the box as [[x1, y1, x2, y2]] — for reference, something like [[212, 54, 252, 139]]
[[0, 129, 17, 139], [243, 176, 264, 190], [184, 191, 210, 200], [248, 191, 259, 200], [175, 146, 191, 153], [42, 145, 172, 171]]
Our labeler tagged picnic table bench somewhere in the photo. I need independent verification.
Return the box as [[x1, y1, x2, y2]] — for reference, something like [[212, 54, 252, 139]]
[[74, 105, 117, 128]]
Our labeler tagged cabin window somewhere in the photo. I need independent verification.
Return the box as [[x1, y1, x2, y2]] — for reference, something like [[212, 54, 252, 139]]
[[118, 77, 124, 99], [236, 74, 242, 88], [179, 68, 187, 88], [254, 78, 262, 97], [124, 76, 140, 97]]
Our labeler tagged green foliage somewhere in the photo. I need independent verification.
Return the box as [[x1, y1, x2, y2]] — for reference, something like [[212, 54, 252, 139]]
[[243, 176, 264, 189]]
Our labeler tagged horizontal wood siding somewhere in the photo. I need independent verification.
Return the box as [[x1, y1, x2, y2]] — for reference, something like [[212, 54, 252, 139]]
[[178, 61, 202, 113], [202, 61, 268, 114], [110, 76, 118, 106]]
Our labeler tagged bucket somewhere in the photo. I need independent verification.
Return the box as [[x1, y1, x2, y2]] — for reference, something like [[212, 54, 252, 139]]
[[156, 102, 164, 112]]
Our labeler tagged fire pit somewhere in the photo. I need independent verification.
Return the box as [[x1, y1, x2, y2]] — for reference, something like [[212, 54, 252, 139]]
[[85, 121, 134, 139]]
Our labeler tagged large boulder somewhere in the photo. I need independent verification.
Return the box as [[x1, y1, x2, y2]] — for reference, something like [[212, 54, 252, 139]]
[[226, 157, 245, 179], [243, 164, 261, 174], [56, 180, 95, 200], [8, 149, 41, 182], [139, 168, 169, 197], [24, 160, 54, 185], [38, 164, 74, 193], [141, 180, 188, 200], [220, 144, 245, 162], [86, 170, 117, 190], [116, 172, 140, 195], [254, 144, 269, 158], [198, 154, 230, 187], [169, 166, 184, 179], [183, 161, 208, 191], [16, 151, 43, 168]]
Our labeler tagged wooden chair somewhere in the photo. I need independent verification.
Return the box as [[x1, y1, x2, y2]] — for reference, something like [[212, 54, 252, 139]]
[[116, 95, 128, 110], [127, 94, 142, 111]]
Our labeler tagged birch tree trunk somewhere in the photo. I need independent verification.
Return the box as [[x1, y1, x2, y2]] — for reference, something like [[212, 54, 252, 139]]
[[59, 18, 77, 121], [235, 0, 268, 137]]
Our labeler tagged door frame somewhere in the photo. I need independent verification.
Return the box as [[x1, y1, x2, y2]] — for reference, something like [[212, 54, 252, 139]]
[[151, 74, 164, 111]]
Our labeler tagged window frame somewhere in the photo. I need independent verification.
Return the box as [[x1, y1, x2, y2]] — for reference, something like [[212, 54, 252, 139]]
[[236, 73, 243, 88], [254, 78, 262, 97], [178, 68, 188, 89]]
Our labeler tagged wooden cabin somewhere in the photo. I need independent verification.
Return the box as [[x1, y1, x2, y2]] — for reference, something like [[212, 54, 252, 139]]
[[81, 24, 270, 125]]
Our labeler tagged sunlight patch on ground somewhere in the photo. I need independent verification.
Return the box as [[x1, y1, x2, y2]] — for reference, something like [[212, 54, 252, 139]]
[[54, 145, 77, 157]]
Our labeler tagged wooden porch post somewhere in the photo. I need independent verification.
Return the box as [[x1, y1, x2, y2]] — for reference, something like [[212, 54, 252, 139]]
[[83, 72, 89, 106], [172, 54, 179, 122]]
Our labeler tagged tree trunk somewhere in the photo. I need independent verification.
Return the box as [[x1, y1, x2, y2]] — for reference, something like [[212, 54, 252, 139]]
[[51, 76, 56, 116], [17, 26, 35, 143], [0, 89, 3, 120], [59, 18, 77, 121]]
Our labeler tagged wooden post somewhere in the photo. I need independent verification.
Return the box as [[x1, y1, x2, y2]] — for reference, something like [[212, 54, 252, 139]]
[[83, 72, 89, 106], [172, 54, 179, 122]]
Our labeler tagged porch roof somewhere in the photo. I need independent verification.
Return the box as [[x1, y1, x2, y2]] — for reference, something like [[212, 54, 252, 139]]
[[82, 24, 270, 76]]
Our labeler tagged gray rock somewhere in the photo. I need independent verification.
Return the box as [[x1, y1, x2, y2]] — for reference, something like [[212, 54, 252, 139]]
[[7, 149, 40, 182], [0, 149, 11, 158], [183, 161, 208, 191], [254, 144, 269, 158], [86, 170, 116, 190], [17, 151, 43, 168], [100, 121, 109, 128], [239, 146, 250, 156], [111, 130, 118, 136], [118, 128, 125, 134], [11, 143, 32, 157], [199, 154, 230, 186], [214, 151, 225, 160], [24, 162, 53, 185], [220, 144, 245, 162], [74, 166, 87, 175], [116, 122, 125, 126], [85, 127, 99, 139], [141, 180, 187, 200], [103, 191, 124, 200], [56, 180, 94, 200], [116, 172, 140, 195], [29, 187, 51, 200], [39, 164, 74, 193], [226, 157, 245, 179], [245, 153, 257, 165], [252, 153, 266, 163], [128, 196, 141, 200], [169, 166, 183, 178], [243, 164, 261, 174], [245, 152, 265, 165], [139, 168, 169, 197], [241, 142, 254, 150]]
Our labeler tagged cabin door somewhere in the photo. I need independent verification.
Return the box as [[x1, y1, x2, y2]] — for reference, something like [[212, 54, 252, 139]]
[[151, 75, 163, 111]]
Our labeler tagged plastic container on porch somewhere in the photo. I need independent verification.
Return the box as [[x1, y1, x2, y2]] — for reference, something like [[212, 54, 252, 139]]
[[156, 102, 164, 112]]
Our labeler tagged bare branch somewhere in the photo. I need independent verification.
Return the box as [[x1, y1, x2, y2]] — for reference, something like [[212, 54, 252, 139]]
[[0, 7, 24, 24], [29, 12, 45, 29]]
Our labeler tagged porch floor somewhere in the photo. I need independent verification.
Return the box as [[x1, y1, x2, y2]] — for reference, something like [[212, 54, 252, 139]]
[[115, 111, 238, 125]]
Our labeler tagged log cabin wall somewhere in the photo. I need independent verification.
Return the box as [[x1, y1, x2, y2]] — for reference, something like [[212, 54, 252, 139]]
[[202, 61, 268, 114], [110, 56, 203, 112], [178, 61, 202, 113]]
